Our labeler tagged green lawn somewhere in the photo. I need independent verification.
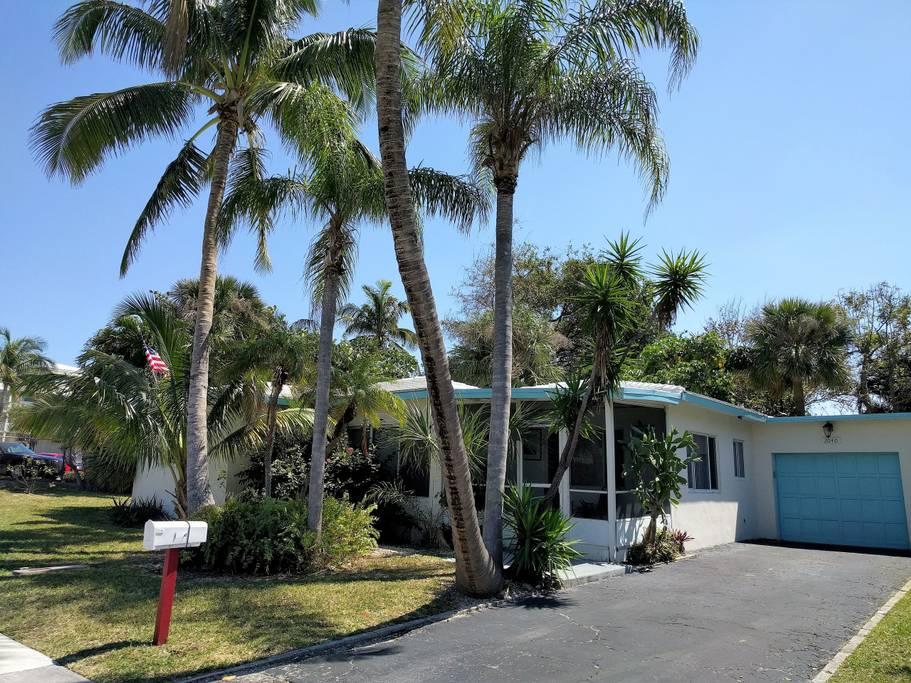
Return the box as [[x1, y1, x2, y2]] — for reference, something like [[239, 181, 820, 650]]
[[0, 486, 460, 682], [830, 587, 911, 682]]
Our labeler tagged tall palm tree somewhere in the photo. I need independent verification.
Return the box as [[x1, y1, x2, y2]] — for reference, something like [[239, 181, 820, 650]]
[[224, 136, 488, 535], [227, 324, 314, 497], [0, 329, 53, 440], [746, 299, 852, 416], [417, 0, 699, 569], [376, 0, 501, 596], [339, 280, 417, 349], [15, 295, 312, 516], [33, 0, 375, 513]]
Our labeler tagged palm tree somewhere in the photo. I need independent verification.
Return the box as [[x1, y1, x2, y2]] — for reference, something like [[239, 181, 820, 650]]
[[224, 136, 487, 535], [746, 299, 852, 416], [376, 0, 500, 596], [544, 241, 708, 500], [33, 0, 375, 513], [417, 0, 699, 569], [545, 264, 635, 500], [227, 324, 314, 497], [0, 329, 53, 440], [15, 295, 312, 516], [340, 280, 417, 349]]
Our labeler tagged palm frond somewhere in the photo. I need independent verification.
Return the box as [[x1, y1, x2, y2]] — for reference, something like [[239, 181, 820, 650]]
[[31, 82, 196, 184], [409, 166, 492, 233], [55, 0, 166, 70], [651, 248, 708, 329], [121, 139, 209, 275]]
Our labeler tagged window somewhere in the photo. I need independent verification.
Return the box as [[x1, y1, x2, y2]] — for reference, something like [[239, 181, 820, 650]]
[[687, 434, 718, 490], [733, 440, 745, 478]]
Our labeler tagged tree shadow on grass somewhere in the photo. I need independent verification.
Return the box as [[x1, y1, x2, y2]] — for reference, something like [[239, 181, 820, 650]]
[[1, 553, 465, 683]]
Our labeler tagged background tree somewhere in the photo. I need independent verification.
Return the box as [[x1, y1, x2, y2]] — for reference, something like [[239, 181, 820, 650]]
[[0, 328, 53, 440], [744, 299, 852, 416], [340, 279, 417, 349], [223, 133, 487, 535], [418, 0, 698, 570], [227, 323, 315, 497], [545, 238, 707, 498], [34, 0, 375, 513], [625, 332, 735, 402], [376, 0, 500, 596], [15, 294, 312, 516], [839, 283, 911, 413]]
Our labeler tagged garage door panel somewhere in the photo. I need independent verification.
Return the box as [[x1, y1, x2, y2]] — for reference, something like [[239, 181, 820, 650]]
[[882, 479, 904, 499], [838, 477, 860, 496], [878, 454, 902, 475], [775, 452, 909, 550]]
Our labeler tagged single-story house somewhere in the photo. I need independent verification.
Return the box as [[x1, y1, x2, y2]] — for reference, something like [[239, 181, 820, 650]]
[[132, 376, 911, 561]]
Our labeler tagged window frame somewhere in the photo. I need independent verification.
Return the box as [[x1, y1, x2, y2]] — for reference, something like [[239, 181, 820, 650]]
[[733, 439, 745, 479], [687, 432, 719, 492]]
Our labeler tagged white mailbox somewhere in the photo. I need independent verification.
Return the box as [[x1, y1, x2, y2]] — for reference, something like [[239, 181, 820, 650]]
[[143, 520, 208, 551]]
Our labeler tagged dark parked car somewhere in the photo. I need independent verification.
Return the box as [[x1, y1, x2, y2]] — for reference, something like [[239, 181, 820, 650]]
[[0, 442, 65, 475]]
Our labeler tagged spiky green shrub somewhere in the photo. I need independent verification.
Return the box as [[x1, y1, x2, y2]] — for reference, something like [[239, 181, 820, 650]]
[[110, 496, 171, 527], [504, 485, 580, 589]]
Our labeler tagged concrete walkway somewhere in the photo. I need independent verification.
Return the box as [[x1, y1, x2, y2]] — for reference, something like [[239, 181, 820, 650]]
[[0, 634, 87, 682], [225, 543, 911, 682]]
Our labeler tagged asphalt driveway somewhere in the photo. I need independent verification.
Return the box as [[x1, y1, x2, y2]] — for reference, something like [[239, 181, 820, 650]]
[[232, 543, 911, 682]]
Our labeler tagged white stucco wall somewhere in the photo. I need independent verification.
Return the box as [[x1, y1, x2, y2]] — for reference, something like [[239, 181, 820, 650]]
[[132, 456, 246, 515], [749, 418, 911, 541], [665, 403, 757, 551]]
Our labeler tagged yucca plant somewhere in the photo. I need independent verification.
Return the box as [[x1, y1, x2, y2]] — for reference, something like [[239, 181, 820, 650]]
[[503, 484, 580, 589]]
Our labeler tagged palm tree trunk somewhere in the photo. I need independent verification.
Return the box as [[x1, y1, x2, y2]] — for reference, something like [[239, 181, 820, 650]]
[[308, 266, 340, 538], [263, 376, 283, 498], [791, 377, 806, 416], [0, 387, 11, 440], [186, 113, 239, 514], [545, 364, 600, 502], [483, 178, 517, 571], [376, 0, 500, 597]]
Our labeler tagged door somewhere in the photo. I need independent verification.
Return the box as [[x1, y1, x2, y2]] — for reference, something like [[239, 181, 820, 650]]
[[775, 452, 909, 550]]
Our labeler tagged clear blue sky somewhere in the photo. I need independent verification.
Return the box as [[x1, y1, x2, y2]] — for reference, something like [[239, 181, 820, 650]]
[[2, 1, 910, 365]]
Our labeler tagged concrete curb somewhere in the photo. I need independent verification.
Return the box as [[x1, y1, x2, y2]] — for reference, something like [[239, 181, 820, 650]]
[[812, 577, 911, 682], [183, 564, 629, 682]]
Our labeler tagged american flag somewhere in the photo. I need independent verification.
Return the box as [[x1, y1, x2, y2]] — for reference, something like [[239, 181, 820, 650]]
[[144, 344, 169, 376]]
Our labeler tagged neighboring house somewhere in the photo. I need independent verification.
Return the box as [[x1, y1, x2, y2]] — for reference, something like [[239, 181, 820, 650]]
[[132, 377, 911, 561]]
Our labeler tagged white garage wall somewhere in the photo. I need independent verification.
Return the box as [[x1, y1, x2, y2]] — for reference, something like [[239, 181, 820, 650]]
[[666, 403, 757, 550], [750, 418, 911, 541]]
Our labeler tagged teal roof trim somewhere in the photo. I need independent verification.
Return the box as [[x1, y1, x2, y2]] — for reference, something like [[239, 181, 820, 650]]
[[680, 391, 767, 422], [767, 412, 911, 423]]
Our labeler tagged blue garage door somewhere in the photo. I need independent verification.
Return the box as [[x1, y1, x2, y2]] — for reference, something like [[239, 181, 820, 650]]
[[775, 453, 909, 550]]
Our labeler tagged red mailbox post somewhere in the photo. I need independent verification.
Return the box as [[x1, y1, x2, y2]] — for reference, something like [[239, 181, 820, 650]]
[[143, 520, 207, 646]]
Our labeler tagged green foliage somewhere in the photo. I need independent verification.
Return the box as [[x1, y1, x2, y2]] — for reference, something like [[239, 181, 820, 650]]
[[14, 288, 312, 516], [625, 427, 698, 544], [240, 432, 379, 502], [349, 336, 417, 380], [626, 527, 680, 565], [79, 451, 133, 494], [503, 485, 580, 589], [745, 298, 852, 416], [189, 497, 377, 575], [626, 332, 735, 402], [340, 280, 417, 350], [110, 496, 172, 527]]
